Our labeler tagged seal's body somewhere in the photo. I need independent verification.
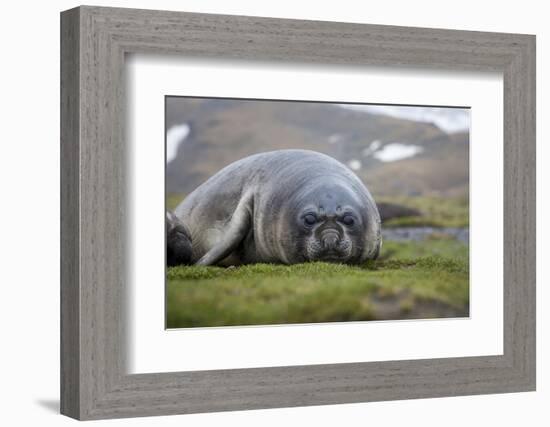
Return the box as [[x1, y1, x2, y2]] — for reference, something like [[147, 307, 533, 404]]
[[169, 149, 381, 266]]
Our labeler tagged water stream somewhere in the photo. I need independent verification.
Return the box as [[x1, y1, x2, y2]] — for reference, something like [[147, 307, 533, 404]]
[[382, 227, 469, 244]]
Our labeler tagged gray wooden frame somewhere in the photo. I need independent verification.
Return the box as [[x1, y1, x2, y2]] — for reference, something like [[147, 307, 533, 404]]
[[60, 5, 536, 420]]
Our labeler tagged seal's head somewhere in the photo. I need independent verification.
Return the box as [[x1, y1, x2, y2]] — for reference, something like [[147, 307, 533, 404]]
[[275, 180, 381, 265]]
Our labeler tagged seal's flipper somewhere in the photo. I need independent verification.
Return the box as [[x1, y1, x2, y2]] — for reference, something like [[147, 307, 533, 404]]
[[196, 195, 252, 266], [166, 211, 193, 266]]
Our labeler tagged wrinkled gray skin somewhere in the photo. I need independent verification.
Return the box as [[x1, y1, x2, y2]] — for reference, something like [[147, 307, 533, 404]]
[[170, 150, 381, 266]]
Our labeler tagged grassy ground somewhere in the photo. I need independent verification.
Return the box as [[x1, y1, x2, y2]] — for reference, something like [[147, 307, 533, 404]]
[[167, 193, 185, 211], [380, 195, 469, 228], [166, 237, 469, 328], [166, 193, 469, 328]]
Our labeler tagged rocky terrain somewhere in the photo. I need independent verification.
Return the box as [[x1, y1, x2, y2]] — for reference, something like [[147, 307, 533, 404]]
[[165, 97, 469, 199]]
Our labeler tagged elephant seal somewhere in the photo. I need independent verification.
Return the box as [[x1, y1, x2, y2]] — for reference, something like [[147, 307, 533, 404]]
[[168, 149, 381, 266], [166, 211, 193, 266]]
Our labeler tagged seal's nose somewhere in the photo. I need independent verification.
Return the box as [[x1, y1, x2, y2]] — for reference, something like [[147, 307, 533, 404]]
[[322, 230, 340, 251]]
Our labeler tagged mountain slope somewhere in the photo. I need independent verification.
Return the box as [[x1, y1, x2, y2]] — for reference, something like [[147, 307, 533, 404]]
[[166, 98, 469, 198]]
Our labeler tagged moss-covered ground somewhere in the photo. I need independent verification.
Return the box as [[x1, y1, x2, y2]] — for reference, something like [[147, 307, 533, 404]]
[[166, 194, 469, 328], [166, 236, 469, 328]]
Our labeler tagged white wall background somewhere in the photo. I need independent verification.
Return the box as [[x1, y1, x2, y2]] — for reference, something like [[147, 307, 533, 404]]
[[0, 0, 546, 425]]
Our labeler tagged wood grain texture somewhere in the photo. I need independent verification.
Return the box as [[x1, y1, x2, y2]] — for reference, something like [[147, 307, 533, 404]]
[[60, 5, 536, 420], [60, 7, 80, 419]]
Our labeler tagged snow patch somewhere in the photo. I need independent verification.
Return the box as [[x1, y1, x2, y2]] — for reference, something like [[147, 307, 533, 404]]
[[362, 140, 382, 156], [338, 104, 470, 134], [328, 133, 343, 144], [166, 123, 190, 163], [347, 159, 362, 171], [373, 143, 424, 162]]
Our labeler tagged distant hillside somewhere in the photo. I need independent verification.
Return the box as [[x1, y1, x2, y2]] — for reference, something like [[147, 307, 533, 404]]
[[166, 98, 469, 198]]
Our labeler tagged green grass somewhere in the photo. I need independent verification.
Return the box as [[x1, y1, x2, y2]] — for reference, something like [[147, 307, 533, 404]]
[[380, 195, 469, 228], [165, 193, 469, 328], [380, 239, 468, 262], [166, 238, 469, 328], [167, 193, 186, 211]]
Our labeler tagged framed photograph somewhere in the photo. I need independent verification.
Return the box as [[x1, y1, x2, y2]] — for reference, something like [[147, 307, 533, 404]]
[[60, 6, 535, 420]]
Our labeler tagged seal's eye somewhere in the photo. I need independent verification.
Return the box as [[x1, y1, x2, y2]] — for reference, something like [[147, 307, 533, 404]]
[[342, 215, 355, 226], [303, 214, 317, 226]]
